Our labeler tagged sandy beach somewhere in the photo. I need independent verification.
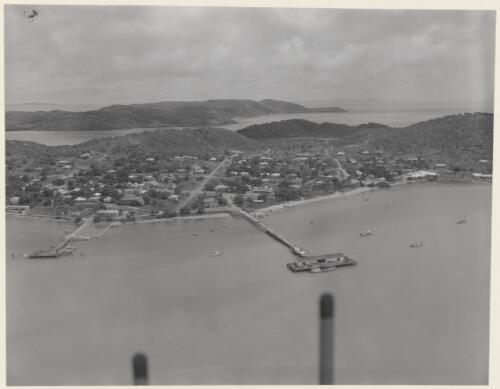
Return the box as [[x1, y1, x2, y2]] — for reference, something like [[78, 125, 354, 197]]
[[254, 186, 378, 215], [253, 180, 413, 215]]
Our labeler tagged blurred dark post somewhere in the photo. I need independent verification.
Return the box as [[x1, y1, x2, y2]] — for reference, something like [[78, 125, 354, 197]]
[[132, 352, 149, 385], [319, 293, 334, 385]]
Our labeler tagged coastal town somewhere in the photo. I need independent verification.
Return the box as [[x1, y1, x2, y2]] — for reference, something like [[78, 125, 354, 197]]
[[6, 141, 493, 224]]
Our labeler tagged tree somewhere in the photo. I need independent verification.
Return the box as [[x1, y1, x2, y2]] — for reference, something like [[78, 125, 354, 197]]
[[180, 206, 191, 216], [204, 180, 218, 191], [52, 178, 65, 186], [233, 194, 244, 207], [163, 210, 177, 218]]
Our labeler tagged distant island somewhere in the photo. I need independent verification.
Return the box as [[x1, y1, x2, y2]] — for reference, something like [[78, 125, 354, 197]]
[[5, 99, 346, 131]]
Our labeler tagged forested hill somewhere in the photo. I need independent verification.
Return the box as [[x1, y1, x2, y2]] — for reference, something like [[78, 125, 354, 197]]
[[237, 119, 389, 139], [82, 127, 257, 157], [237, 112, 493, 163], [6, 127, 257, 161], [365, 112, 494, 161], [5, 99, 345, 131]]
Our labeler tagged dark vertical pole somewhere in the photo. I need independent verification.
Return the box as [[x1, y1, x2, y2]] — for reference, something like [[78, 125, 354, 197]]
[[132, 352, 149, 385], [320, 293, 334, 385]]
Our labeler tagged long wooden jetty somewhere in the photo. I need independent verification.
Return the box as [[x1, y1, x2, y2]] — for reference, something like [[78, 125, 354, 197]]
[[29, 218, 92, 258], [235, 208, 311, 257], [232, 207, 357, 273]]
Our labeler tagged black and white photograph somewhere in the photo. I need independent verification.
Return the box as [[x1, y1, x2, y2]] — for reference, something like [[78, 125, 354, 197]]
[[3, 1, 496, 386]]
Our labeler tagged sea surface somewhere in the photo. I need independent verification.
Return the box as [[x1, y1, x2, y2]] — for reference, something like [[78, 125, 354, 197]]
[[5, 100, 492, 146], [6, 182, 491, 385]]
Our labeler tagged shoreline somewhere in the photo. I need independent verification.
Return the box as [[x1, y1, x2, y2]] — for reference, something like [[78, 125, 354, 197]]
[[7, 180, 489, 225], [253, 182, 404, 215], [134, 213, 232, 224], [252, 178, 490, 215]]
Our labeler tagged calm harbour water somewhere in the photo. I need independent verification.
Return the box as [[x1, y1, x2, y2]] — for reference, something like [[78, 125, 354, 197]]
[[5, 100, 492, 146], [6, 182, 491, 385]]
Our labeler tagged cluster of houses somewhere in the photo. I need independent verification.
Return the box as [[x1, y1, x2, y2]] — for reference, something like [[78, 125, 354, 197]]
[[6, 152, 226, 218], [6, 143, 494, 218]]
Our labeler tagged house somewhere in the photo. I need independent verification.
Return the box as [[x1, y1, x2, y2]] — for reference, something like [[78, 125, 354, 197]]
[[120, 194, 145, 206], [214, 184, 228, 192], [407, 171, 438, 180], [295, 153, 313, 158], [9, 196, 20, 205], [103, 196, 112, 203], [435, 163, 447, 169], [204, 197, 217, 208], [168, 194, 179, 202], [6, 205, 30, 215], [174, 155, 197, 161], [98, 209, 120, 217]]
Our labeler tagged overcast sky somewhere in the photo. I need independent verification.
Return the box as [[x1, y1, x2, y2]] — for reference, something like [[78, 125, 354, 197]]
[[4, 5, 496, 105]]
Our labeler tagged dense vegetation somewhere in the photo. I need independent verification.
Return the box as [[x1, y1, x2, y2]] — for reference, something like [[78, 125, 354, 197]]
[[6, 127, 257, 165], [366, 113, 493, 161], [5, 99, 345, 131], [237, 119, 386, 139], [82, 127, 257, 157], [237, 113, 493, 166]]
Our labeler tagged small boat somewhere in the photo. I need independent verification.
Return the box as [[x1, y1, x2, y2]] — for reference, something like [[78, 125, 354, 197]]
[[409, 242, 424, 248], [56, 246, 76, 256], [209, 250, 223, 257], [310, 266, 336, 273], [360, 230, 374, 237], [68, 235, 90, 241], [457, 219, 466, 224]]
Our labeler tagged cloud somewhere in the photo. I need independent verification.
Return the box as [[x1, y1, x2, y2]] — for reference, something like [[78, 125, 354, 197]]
[[4, 6, 495, 105]]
